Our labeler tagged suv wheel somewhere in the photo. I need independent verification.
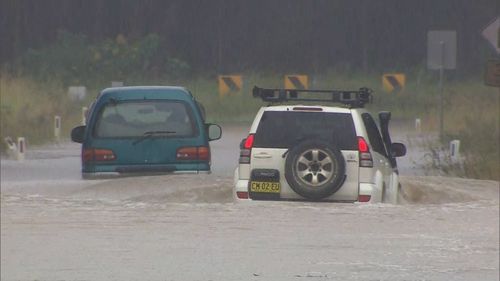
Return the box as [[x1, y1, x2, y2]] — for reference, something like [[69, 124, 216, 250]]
[[285, 140, 346, 200]]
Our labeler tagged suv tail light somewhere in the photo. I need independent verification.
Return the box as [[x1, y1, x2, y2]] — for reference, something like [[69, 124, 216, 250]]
[[358, 195, 371, 202], [239, 134, 254, 164], [358, 137, 373, 167], [292, 107, 323, 111], [244, 134, 255, 149], [236, 191, 249, 199], [83, 148, 116, 163], [176, 146, 210, 161]]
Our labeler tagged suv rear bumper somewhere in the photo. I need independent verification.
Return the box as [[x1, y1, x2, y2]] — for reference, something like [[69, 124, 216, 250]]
[[234, 179, 381, 203], [234, 174, 383, 203], [359, 182, 382, 203]]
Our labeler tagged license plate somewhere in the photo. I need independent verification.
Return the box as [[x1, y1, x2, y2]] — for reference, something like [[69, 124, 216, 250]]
[[250, 181, 281, 193]]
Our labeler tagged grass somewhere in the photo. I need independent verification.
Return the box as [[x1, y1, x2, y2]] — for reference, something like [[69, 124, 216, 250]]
[[0, 74, 85, 150], [1, 71, 498, 180]]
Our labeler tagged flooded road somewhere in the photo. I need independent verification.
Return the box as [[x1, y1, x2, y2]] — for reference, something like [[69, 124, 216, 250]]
[[1, 125, 499, 281]]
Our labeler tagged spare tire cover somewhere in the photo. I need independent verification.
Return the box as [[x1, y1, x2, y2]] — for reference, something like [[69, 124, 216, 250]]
[[284, 140, 346, 200]]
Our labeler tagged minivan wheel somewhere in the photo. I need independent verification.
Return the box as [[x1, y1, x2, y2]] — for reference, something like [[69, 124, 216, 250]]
[[285, 140, 346, 200]]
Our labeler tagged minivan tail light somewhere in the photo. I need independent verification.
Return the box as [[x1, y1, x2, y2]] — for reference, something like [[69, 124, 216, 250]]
[[83, 148, 116, 162], [239, 134, 255, 164], [176, 146, 210, 161], [358, 137, 373, 167], [197, 146, 210, 161]]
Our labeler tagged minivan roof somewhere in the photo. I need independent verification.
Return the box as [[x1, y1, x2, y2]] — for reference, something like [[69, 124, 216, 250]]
[[99, 86, 193, 101]]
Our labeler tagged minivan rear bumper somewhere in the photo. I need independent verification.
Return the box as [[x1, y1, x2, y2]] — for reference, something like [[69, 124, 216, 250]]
[[82, 163, 210, 179], [83, 170, 210, 179]]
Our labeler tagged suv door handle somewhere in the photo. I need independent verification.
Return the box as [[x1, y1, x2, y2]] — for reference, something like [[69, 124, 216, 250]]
[[254, 153, 272, 159]]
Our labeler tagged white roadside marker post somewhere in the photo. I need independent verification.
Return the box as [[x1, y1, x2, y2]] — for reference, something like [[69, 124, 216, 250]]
[[17, 137, 26, 161], [54, 115, 61, 142], [82, 107, 88, 125], [111, 81, 124, 87], [415, 118, 421, 134], [449, 139, 461, 164]]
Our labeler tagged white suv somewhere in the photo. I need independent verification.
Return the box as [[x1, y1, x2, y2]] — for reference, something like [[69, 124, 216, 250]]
[[234, 86, 406, 203]]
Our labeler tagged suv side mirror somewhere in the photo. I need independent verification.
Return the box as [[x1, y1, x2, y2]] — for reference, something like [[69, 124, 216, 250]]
[[378, 111, 391, 126], [71, 126, 86, 143], [206, 123, 222, 141], [391, 142, 406, 157]]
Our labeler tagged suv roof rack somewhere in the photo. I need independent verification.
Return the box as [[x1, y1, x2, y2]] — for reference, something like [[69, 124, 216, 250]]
[[252, 86, 373, 108]]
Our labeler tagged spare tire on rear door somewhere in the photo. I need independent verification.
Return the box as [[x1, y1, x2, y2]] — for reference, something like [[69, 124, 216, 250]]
[[285, 140, 346, 200]]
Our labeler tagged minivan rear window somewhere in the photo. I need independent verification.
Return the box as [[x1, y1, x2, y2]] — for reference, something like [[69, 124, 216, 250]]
[[93, 100, 197, 138], [253, 111, 357, 150]]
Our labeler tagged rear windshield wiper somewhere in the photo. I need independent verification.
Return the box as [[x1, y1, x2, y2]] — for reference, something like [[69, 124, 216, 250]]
[[132, 130, 176, 145]]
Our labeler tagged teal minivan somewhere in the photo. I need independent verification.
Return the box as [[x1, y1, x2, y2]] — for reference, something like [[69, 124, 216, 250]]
[[71, 86, 221, 178]]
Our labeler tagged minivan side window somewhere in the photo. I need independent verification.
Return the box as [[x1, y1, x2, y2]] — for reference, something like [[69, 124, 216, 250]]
[[361, 113, 387, 157], [93, 101, 197, 138]]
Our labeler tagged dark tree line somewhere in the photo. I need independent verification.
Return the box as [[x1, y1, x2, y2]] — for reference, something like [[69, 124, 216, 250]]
[[1, 0, 498, 75]]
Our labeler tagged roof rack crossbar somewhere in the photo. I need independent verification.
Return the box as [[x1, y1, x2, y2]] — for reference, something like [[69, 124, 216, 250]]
[[252, 86, 373, 108]]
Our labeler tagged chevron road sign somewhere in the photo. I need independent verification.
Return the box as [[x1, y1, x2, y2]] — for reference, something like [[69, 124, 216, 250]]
[[382, 73, 405, 93], [218, 75, 242, 97], [284, 75, 308, 90]]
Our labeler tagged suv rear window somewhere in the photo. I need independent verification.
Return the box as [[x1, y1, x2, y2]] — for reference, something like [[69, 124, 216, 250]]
[[93, 100, 197, 138], [253, 111, 357, 150]]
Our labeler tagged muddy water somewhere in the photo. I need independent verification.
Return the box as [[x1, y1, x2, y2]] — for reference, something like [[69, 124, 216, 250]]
[[1, 124, 499, 281]]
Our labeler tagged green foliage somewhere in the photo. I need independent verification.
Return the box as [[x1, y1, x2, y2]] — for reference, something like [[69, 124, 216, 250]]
[[15, 31, 190, 85], [457, 116, 499, 181], [0, 75, 80, 150]]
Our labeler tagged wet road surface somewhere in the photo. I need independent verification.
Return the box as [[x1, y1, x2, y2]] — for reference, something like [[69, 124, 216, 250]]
[[1, 125, 499, 281]]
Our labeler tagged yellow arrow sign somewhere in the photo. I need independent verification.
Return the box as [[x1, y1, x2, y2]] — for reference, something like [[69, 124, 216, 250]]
[[382, 74, 405, 93], [285, 75, 308, 90], [218, 75, 242, 97]]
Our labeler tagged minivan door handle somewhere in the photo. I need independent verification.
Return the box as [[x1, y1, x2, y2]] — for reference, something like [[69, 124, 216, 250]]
[[254, 153, 272, 159]]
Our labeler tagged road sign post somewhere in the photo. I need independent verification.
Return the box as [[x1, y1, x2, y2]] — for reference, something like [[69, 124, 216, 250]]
[[439, 41, 445, 142], [427, 30, 457, 142]]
